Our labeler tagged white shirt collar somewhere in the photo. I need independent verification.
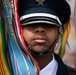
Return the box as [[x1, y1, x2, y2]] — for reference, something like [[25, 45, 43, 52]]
[[40, 54, 58, 75]]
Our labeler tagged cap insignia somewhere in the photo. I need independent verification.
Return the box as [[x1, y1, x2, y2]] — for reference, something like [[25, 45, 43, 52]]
[[36, 0, 45, 5]]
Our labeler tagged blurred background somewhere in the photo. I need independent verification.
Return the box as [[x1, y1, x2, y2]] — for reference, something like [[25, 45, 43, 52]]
[[63, 0, 76, 69]]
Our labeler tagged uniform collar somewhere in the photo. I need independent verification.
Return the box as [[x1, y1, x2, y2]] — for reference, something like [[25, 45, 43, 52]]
[[40, 54, 58, 75]]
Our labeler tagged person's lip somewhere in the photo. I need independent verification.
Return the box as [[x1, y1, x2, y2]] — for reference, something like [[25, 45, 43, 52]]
[[33, 36, 47, 43]]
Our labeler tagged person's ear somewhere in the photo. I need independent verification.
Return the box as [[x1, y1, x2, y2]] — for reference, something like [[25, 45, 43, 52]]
[[56, 34, 59, 43]]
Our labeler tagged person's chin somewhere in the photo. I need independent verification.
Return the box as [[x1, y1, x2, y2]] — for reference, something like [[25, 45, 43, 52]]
[[32, 47, 47, 53]]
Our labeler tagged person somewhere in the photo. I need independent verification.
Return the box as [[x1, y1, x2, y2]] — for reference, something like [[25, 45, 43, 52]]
[[17, 0, 71, 75]]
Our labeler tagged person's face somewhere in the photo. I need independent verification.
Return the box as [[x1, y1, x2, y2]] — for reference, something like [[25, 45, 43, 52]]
[[22, 23, 59, 53]]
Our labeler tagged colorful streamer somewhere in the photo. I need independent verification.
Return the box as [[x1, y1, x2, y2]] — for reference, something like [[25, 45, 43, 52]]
[[58, 19, 71, 58], [2, 0, 40, 75], [0, 17, 11, 75]]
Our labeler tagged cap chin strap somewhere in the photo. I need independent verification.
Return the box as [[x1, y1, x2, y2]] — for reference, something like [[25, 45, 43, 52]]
[[28, 37, 58, 56]]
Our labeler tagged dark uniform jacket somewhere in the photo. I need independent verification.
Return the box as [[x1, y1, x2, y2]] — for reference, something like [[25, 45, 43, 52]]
[[54, 54, 69, 75]]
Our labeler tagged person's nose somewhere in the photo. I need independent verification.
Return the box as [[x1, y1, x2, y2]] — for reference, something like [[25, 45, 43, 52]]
[[35, 26, 46, 33]]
